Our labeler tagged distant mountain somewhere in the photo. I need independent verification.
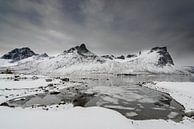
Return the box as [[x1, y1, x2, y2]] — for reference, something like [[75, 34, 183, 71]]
[[64, 43, 97, 58], [1, 47, 37, 61], [150, 47, 174, 66], [0, 44, 189, 75]]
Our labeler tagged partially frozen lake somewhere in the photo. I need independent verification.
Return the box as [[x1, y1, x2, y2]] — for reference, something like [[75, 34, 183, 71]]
[[0, 74, 194, 121]]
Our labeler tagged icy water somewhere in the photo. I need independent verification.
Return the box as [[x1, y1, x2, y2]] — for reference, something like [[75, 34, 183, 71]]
[[1, 74, 194, 121], [79, 74, 194, 121]]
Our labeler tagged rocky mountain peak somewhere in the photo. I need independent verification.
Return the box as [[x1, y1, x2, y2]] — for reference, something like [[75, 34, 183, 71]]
[[150, 46, 174, 66], [77, 43, 90, 54], [65, 43, 96, 58], [150, 47, 167, 52], [1, 47, 37, 61]]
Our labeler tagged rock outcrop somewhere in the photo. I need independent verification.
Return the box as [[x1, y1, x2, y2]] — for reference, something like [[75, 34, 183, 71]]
[[150, 47, 174, 66], [1, 47, 37, 61]]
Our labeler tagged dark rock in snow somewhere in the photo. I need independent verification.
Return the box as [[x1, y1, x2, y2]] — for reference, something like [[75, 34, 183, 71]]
[[50, 91, 60, 95], [77, 43, 89, 54], [45, 79, 52, 82], [64, 43, 97, 58], [101, 55, 115, 60], [0, 102, 9, 106], [150, 47, 174, 66], [185, 111, 194, 118], [1, 69, 13, 74], [61, 78, 70, 82], [117, 73, 137, 76], [127, 54, 136, 58], [32, 76, 39, 80], [1, 47, 37, 61], [116, 55, 125, 59]]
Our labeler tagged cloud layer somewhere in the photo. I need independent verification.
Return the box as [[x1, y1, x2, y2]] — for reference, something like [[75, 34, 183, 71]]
[[0, 0, 194, 65]]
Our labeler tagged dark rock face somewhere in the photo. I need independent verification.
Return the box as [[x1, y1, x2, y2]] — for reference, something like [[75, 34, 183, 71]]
[[150, 47, 174, 66], [65, 43, 97, 58], [101, 55, 115, 60], [66, 43, 89, 54], [127, 54, 136, 58], [116, 55, 125, 59], [1, 47, 36, 61], [77, 43, 89, 54]]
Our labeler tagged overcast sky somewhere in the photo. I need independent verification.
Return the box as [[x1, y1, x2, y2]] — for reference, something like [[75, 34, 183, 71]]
[[0, 0, 194, 65]]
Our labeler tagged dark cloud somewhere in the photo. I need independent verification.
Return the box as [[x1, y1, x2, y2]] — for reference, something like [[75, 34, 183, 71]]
[[0, 0, 194, 65]]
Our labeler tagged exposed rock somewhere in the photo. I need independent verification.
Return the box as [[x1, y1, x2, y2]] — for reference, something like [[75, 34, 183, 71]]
[[50, 91, 60, 95], [116, 55, 125, 59], [0, 102, 9, 106], [150, 47, 174, 66], [117, 73, 137, 76], [14, 78, 19, 81], [77, 43, 89, 54], [127, 54, 136, 58], [61, 78, 70, 82], [1, 69, 13, 74], [185, 111, 194, 118], [32, 76, 39, 80], [64, 43, 97, 58], [45, 79, 52, 82], [101, 55, 115, 60], [1, 47, 37, 61], [48, 83, 53, 87]]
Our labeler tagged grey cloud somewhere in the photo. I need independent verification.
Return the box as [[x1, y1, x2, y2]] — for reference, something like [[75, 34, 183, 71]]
[[0, 0, 194, 65]]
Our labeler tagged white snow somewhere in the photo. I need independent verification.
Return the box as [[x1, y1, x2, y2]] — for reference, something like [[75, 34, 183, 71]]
[[132, 117, 194, 129], [143, 81, 194, 112], [0, 59, 12, 67], [0, 106, 194, 129], [0, 78, 60, 89], [0, 106, 131, 129]]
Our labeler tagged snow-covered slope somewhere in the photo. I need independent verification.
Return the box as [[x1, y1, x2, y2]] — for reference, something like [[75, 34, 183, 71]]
[[0, 44, 188, 75]]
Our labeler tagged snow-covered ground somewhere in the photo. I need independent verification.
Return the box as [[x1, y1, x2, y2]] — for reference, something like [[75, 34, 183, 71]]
[[0, 74, 194, 129], [143, 81, 194, 112], [0, 78, 60, 89], [0, 74, 84, 103], [0, 105, 193, 129], [0, 106, 131, 129]]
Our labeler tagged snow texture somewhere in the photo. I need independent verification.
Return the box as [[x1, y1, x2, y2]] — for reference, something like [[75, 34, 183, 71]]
[[144, 81, 194, 112]]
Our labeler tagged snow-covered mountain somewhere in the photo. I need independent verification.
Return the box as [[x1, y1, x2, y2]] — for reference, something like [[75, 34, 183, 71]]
[[0, 44, 189, 75], [1, 47, 37, 61]]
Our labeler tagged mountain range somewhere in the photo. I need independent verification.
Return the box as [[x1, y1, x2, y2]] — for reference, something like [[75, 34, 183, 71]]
[[0, 43, 189, 75]]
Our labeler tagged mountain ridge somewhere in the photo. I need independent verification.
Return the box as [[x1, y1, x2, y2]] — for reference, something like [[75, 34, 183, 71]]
[[0, 43, 189, 75]]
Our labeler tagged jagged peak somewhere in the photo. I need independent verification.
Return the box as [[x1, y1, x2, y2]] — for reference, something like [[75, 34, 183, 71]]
[[64, 43, 97, 58], [150, 46, 167, 52], [64, 43, 89, 53], [149, 46, 174, 66], [1, 47, 37, 61]]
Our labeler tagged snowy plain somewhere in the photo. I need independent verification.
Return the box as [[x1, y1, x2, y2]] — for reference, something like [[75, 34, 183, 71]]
[[0, 106, 193, 129]]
